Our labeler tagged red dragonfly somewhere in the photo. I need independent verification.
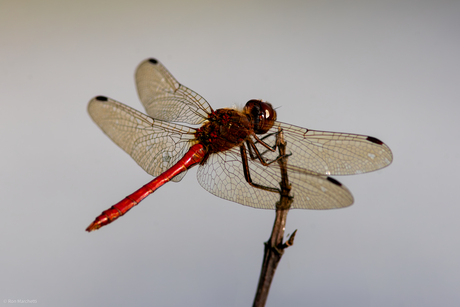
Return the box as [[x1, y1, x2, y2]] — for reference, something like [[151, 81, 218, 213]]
[[86, 58, 393, 232]]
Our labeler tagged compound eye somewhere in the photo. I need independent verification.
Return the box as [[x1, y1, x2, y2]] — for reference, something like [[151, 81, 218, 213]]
[[243, 99, 277, 134]]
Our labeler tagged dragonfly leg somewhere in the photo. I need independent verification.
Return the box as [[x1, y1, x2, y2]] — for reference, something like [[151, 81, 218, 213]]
[[240, 145, 280, 193], [246, 137, 292, 167], [254, 131, 278, 147], [246, 138, 275, 160]]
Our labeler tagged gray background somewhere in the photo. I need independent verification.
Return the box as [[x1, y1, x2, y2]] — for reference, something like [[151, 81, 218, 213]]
[[1, 1, 459, 306]]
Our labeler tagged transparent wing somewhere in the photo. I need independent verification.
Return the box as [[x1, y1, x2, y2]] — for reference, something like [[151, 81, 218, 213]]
[[197, 146, 353, 210], [135, 58, 213, 125], [88, 96, 197, 182], [252, 122, 393, 176]]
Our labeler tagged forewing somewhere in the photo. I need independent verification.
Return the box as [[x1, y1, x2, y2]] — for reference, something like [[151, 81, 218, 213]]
[[135, 58, 212, 125], [196, 147, 353, 210], [88, 96, 197, 182], [256, 122, 393, 176]]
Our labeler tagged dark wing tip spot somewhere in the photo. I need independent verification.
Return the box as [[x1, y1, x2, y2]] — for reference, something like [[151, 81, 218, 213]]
[[367, 136, 383, 145], [327, 177, 342, 186], [148, 58, 158, 64], [95, 96, 108, 101]]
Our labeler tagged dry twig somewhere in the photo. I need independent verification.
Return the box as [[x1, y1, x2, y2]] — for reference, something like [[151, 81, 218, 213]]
[[253, 128, 296, 307]]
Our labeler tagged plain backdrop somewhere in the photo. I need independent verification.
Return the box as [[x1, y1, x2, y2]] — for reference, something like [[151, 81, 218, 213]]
[[1, 1, 459, 306]]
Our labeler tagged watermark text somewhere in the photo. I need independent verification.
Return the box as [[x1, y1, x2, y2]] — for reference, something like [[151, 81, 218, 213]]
[[3, 299, 37, 304]]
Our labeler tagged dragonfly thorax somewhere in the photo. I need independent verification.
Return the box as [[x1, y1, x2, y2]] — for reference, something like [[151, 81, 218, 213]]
[[195, 108, 253, 154]]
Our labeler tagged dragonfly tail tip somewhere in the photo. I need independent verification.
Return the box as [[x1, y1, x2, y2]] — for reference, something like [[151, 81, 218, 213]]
[[85, 222, 99, 232]]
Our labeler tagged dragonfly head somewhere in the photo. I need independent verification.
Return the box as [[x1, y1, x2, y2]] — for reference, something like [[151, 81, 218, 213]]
[[243, 99, 277, 134]]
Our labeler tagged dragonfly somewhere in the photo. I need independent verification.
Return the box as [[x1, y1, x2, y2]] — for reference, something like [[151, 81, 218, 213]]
[[86, 58, 393, 232]]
